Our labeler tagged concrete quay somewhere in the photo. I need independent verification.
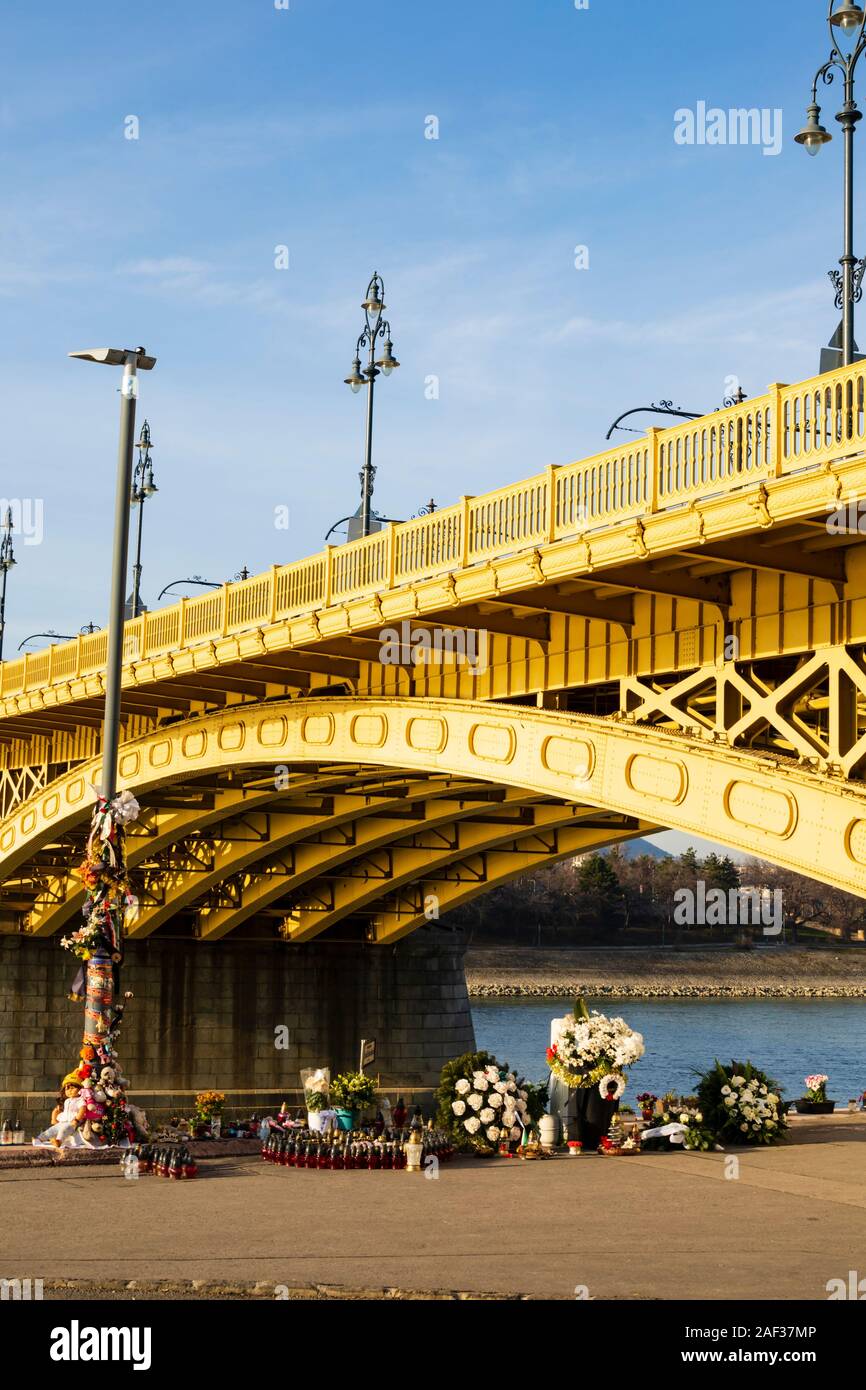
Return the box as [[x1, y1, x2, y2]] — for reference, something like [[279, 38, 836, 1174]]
[[2, 1117, 864, 1301]]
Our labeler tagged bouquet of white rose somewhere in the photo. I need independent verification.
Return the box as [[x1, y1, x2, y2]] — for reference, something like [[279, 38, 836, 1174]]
[[696, 1060, 787, 1146], [436, 1050, 544, 1151]]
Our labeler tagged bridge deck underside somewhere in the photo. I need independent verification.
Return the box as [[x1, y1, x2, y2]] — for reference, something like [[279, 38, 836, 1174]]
[[0, 754, 649, 946]]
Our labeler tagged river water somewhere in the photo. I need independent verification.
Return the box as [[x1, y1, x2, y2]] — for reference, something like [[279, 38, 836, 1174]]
[[471, 996, 866, 1106]]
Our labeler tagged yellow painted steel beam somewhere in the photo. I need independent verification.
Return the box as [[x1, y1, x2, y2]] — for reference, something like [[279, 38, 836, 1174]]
[[282, 802, 627, 943], [193, 789, 539, 941], [127, 783, 522, 945], [22, 769, 401, 937], [17, 765, 433, 934], [682, 538, 847, 588], [483, 586, 635, 628], [370, 819, 654, 944], [6, 695, 866, 933]]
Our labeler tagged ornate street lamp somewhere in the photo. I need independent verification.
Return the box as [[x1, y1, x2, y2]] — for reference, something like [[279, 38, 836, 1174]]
[[796, 1, 866, 365], [0, 508, 16, 662], [129, 419, 157, 619], [343, 272, 400, 538]]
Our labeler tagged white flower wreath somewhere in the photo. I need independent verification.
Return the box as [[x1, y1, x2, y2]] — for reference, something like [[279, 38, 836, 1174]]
[[597, 1072, 626, 1101]]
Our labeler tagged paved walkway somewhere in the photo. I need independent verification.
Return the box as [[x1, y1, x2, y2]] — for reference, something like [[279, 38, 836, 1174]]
[[3, 1119, 865, 1300]]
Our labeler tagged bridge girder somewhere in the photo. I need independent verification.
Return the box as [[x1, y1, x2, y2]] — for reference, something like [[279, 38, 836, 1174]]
[[368, 819, 648, 944], [4, 696, 866, 945]]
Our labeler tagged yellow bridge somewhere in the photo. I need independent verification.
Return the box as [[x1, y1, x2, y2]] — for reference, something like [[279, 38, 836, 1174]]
[[5, 358, 866, 946]]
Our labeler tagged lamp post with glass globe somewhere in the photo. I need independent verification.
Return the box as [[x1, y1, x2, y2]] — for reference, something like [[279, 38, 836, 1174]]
[[0, 508, 16, 663], [343, 272, 400, 538], [796, 2, 866, 366], [129, 419, 157, 619]]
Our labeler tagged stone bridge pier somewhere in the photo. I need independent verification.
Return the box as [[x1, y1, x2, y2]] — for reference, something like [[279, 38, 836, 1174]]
[[0, 926, 475, 1126]]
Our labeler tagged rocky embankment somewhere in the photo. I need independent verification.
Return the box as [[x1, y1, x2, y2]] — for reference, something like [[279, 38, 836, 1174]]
[[465, 947, 866, 999]]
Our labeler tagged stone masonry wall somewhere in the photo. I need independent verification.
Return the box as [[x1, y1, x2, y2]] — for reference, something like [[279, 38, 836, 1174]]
[[0, 928, 475, 1124]]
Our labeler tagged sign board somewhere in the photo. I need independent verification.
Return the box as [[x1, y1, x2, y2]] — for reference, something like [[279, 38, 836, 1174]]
[[819, 320, 865, 374], [359, 1038, 376, 1071]]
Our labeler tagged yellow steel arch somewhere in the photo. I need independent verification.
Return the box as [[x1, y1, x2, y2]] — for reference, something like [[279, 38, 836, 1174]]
[[4, 698, 866, 941], [131, 784, 536, 940]]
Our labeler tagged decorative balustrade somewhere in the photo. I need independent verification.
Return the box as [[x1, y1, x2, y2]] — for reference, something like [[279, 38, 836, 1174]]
[[3, 359, 866, 702]]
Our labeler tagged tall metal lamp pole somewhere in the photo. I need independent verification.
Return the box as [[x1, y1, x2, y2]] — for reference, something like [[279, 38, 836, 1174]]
[[343, 273, 400, 537], [62, 347, 156, 1145], [0, 508, 16, 663], [796, 2, 866, 366], [70, 347, 156, 800], [130, 419, 157, 619]]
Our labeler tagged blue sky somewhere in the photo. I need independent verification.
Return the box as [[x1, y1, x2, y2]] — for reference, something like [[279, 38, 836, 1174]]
[[0, 1, 852, 854]]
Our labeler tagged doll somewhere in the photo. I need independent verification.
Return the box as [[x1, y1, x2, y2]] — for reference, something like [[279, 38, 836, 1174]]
[[33, 1075, 87, 1148]]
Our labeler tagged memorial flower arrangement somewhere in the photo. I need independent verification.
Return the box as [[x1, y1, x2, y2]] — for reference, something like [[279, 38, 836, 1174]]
[[60, 790, 140, 968], [302, 1067, 330, 1112], [638, 1094, 716, 1152], [695, 1060, 787, 1146], [330, 1072, 377, 1113], [546, 999, 644, 1092], [436, 1050, 545, 1153], [194, 1090, 225, 1126], [804, 1073, 829, 1102], [636, 1091, 658, 1118], [46, 789, 141, 1148]]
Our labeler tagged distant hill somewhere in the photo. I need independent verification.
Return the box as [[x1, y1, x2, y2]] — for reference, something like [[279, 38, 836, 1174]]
[[619, 837, 671, 861]]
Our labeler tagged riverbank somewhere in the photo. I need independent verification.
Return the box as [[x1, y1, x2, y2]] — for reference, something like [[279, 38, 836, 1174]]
[[465, 946, 866, 998]]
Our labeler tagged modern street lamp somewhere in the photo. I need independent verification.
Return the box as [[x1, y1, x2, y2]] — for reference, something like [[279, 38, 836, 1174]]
[[69, 347, 155, 801], [0, 508, 16, 663], [796, 1, 866, 366], [61, 345, 155, 1144], [129, 419, 157, 619], [343, 272, 400, 538]]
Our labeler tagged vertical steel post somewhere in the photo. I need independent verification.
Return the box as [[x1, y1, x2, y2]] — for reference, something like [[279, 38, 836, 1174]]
[[130, 487, 145, 620], [101, 353, 138, 801], [840, 96, 861, 366], [0, 562, 8, 663], [361, 368, 376, 537]]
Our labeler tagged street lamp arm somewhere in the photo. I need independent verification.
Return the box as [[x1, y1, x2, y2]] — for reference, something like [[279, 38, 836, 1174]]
[[810, 54, 845, 103], [17, 631, 76, 650], [156, 577, 222, 601], [605, 403, 703, 441]]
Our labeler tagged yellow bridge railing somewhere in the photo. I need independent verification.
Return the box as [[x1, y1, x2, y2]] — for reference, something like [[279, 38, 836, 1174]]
[[3, 359, 865, 701]]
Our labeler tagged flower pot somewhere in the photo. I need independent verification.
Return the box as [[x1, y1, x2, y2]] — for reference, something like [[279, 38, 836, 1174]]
[[794, 1100, 835, 1114], [307, 1109, 327, 1132], [334, 1107, 354, 1131]]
